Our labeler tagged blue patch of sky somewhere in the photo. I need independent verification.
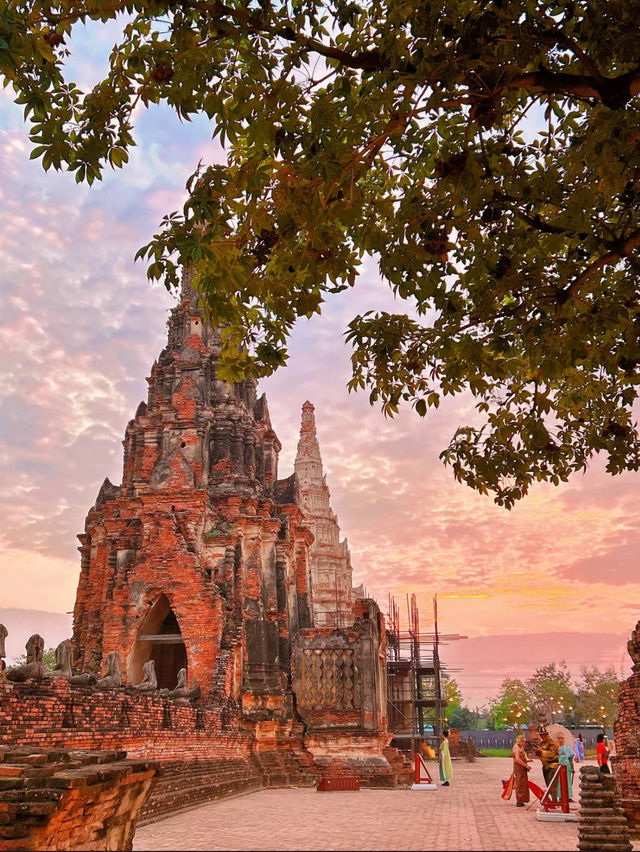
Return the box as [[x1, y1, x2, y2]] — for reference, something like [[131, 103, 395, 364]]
[[2, 15, 220, 212]]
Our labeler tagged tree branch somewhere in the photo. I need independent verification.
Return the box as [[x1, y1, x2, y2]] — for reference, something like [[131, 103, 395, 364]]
[[205, 2, 640, 106], [504, 66, 640, 108], [561, 226, 640, 304], [202, 0, 404, 72], [514, 209, 588, 238], [530, 22, 605, 83]]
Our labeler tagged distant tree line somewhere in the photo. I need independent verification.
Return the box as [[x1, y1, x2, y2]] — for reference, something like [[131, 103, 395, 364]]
[[444, 662, 621, 730]]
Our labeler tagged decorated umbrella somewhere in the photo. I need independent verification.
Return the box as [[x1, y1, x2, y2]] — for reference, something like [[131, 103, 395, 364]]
[[546, 723, 575, 749]]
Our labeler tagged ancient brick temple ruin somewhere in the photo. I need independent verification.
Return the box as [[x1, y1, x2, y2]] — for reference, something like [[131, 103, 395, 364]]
[[1, 273, 393, 848], [613, 619, 640, 831]]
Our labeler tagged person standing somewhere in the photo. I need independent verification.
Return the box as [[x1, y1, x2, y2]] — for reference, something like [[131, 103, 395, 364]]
[[574, 733, 585, 763], [597, 733, 611, 773], [439, 729, 453, 786], [537, 725, 559, 800], [557, 734, 574, 800], [512, 733, 532, 807]]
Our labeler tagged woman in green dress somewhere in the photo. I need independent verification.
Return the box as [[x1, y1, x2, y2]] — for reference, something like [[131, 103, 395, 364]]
[[439, 729, 453, 786]]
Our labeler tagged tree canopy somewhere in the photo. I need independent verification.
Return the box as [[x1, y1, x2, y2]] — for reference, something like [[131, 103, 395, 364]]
[[443, 674, 463, 719], [526, 660, 575, 721], [575, 665, 619, 727], [448, 705, 478, 731], [4, 0, 640, 505], [490, 676, 531, 728], [489, 662, 621, 728]]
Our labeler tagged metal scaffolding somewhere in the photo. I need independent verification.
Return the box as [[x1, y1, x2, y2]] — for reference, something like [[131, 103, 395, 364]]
[[386, 593, 465, 756]]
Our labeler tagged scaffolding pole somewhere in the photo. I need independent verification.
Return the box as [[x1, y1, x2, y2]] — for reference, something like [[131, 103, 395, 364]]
[[385, 593, 465, 755]]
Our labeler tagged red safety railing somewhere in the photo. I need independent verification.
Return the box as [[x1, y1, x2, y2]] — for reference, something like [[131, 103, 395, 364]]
[[317, 776, 360, 791], [540, 764, 570, 813]]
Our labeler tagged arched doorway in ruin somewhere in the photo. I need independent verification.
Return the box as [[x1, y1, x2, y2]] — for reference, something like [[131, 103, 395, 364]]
[[128, 593, 187, 689]]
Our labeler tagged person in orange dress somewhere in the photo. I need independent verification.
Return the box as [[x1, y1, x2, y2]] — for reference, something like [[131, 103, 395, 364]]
[[512, 733, 532, 807]]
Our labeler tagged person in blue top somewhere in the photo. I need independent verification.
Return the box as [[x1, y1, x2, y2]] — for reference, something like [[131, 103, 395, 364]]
[[557, 733, 574, 800]]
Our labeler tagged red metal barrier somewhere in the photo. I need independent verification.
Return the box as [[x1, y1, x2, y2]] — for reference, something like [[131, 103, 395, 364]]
[[541, 764, 570, 813], [317, 776, 360, 791], [414, 754, 434, 785]]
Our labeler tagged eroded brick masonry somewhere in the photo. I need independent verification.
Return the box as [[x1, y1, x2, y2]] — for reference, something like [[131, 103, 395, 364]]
[[613, 619, 640, 831]]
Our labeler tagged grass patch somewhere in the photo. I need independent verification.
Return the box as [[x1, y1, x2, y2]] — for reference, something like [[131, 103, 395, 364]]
[[481, 747, 512, 758]]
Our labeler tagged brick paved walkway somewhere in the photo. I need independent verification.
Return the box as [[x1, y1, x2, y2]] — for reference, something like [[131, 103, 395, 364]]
[[134, 757, 611, 851]]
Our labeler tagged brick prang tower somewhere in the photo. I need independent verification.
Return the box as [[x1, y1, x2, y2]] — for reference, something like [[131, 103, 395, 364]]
[[73, 270, 315, 718]]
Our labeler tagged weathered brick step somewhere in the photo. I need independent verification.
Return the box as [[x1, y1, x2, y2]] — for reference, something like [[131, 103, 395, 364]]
[[153, 770, 258, 788], [0, 779, 26, 792], [256, 765, 313, 779], [0, 749, 126, 768], [0, 822, 30, 840], [0, 800, 58, 818], [258, 764, 315, 777], [257, 763, 318, 775], [154, 771, 256, 787], [0, 754, 48, 767], [141, 780, 262, 820], [0, 767, 26, 779], [260, 773, 302, 787], [1, 761, 151, 795], [0, 811, 53, 837], [153, 764, 255, 781], [153, 771, 258, 795], [258, 765, 310, 776], [149, 778, 261, 807], [0, 751, 56, 765], [154, 764, 257, 779], [0, 813, 42, 829], [250, 757, 318, 787], [0, 789, 63, 803], [383, 747, 412, 768]]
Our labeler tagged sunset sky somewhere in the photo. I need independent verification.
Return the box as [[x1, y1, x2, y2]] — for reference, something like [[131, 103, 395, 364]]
[[1, 21, 638, 706]]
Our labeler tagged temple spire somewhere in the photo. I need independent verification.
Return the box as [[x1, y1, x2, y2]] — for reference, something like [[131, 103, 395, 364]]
[[295, 401, 353, 628], [179, 265, 198, 305], [295, 401, 324, 490]]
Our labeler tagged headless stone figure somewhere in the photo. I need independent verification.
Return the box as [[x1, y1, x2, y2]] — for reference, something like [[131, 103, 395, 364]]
[[5, 634, 45, 682], [168, 667, 200, 701], [54, 637, 97, 684], [69, 669, 97, 686], [52, 639, 73, 678], [172, 667, 188, 694], [134, 660, 158, 692], [0, 623, 7, 675], [53, 638, 97, 684], [628, 620, 640, 674], [96, 651, 122, 689]]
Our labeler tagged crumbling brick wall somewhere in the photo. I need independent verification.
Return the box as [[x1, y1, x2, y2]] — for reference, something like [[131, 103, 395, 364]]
[[0, 679, 251, 762], [613, 619, 640, 831], [0, 679, 273, 823]]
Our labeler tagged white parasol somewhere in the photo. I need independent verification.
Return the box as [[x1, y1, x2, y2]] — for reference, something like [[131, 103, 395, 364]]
[[545, 723, 575, 749]]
